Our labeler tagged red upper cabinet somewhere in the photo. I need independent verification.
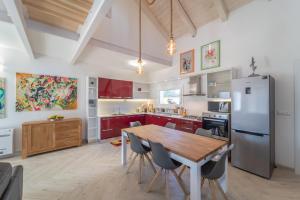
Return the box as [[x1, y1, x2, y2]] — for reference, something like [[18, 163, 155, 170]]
[[99, 78, 133, 99], [121, 81, 133, 99], [98, 78, 112, 98]]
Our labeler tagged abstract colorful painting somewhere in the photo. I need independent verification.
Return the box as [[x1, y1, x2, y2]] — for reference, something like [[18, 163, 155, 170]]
[[201, 40, 220, 70], [0, 78, 5, 118], [16, 73, 78, 112]]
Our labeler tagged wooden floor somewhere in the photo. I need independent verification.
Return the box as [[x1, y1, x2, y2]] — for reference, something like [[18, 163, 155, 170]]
[[3, 142, 300, 200]]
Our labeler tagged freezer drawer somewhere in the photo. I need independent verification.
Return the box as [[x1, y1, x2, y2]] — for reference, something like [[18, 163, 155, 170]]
[[231, 129, 271, 178]]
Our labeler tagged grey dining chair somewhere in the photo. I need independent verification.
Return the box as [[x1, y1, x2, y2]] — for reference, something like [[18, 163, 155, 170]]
[[126, 132, 156, 184], [201, 144, 234, 200], [165, 122, 176, 129], [128, 121, 142, 160], [178, 128, 213, 177], [195, 128, 212, 138], [147, 140, 188, 196], [129, 121, 142, 127]]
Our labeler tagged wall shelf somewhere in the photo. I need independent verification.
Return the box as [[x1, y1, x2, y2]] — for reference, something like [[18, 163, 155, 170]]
[[86, 77, 99, 143]]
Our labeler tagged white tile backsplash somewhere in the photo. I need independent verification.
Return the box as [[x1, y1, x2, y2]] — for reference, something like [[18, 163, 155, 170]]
[[98, 100, 151, 115]]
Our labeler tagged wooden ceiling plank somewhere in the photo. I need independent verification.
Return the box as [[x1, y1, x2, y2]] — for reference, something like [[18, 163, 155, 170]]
[[174, 0, 197, 37], [23, 0, 87, 24], [135, 0, 169, 41], [43, 0, 88, 18], [56, 0, 92, 13], [213, 0, 228, 21], [70, 0, 115, 64], [26, 5, 79, 32], [3, 0, 34, 59]]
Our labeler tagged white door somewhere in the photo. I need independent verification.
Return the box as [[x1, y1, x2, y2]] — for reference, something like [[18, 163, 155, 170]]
[[295, 61, 300, 174]]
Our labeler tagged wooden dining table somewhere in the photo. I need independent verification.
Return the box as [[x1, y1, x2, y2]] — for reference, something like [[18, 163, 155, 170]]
[[121, 124, 228, 200]]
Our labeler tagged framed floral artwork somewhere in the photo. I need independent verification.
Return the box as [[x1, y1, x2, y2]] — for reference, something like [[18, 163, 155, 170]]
[[180, 49, 194, 74], [16, 73, 78, 112], [201, 40, 220, 70]]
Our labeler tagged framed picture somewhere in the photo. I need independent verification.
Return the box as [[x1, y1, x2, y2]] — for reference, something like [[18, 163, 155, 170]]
[[180, 49, 195, 74], [0, 78, 5, 118], [16, 73, 78, 112], [201, 40, 220, 70]]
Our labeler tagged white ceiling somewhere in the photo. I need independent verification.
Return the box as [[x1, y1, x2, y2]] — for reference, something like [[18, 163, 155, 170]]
[[92, 0, 170, 63], [0, 21, 25, 51]]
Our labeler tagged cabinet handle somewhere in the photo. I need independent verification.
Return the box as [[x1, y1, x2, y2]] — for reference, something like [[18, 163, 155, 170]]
[[102, 129, 113, 132], [183, 127, 193, 130]]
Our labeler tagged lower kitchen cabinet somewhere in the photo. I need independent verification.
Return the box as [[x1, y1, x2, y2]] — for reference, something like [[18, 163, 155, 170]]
[[100, 114, 203, 139], [100, 114, 146, 139]]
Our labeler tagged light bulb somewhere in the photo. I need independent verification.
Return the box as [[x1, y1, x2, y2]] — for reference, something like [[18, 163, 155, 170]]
[[136, 59, 144, 75], [167, 37, 176, 56]]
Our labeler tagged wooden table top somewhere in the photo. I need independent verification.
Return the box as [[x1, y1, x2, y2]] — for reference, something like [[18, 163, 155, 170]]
[[122, 125, 228, 162]]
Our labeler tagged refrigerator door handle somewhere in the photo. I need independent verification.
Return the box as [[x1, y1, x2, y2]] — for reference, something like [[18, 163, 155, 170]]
[[233, 129, 265, 137]]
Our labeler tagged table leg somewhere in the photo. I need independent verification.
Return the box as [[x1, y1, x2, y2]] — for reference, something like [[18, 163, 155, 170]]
[[190, 163, 201, 200], [121, 131, 127, 166], [218, 154, 228, 192]]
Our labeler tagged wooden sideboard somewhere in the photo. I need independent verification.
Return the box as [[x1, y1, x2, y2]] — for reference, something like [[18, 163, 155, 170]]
[[22, 118, 82, 158]]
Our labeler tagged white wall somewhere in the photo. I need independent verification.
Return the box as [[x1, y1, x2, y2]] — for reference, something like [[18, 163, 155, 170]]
[[149, 0, 300, 169], [294, 60, 300, 174], [150, 78, 207, 116], [0, 46, 151, 152], [98, 100, 150, 116]]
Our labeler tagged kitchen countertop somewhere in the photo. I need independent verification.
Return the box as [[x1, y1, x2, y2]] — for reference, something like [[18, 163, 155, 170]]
[[98, 112, 202, 122]]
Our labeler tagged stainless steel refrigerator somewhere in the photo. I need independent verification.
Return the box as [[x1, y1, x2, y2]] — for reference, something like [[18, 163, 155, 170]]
[[231, 75, 275, 179]]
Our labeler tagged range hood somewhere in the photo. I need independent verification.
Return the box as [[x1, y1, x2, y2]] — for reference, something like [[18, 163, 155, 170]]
[[183, 75, 205, 96]]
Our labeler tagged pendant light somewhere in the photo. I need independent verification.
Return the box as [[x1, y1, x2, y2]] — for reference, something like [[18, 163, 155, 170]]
[[137, 0, 144, 75], [167, 0, 176, 56]]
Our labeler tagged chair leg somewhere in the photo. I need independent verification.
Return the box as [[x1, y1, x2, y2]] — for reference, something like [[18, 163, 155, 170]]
[[147, 168, 162, 192], [201, 177, 205, 188], [165, 170, 170, 200], [214, 180, 229, 200], [126, 153, 138, 174], [129, 151, 134, 160], [208, 180, 216, 200], [178, 165, 187, 177], [171, 170, 189, 196], [138, 154, 143, 184], [144, 153, 157, 173]]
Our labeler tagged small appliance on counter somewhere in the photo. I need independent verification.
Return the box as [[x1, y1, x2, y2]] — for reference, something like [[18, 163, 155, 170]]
[[208, 101, 231, 113]]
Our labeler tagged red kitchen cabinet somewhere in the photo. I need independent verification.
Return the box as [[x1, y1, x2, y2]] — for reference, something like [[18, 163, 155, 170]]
[[101, 115, 146, 139], [121, 81, 133, 99], [111, 80, 123, 99], [98, 78, 112, 98], [100, 117, 114, 139], [145, 115, 154, 125], [111, 79, 133, 99], [176, 119, 194, 133], [193, 121, 203, 133]]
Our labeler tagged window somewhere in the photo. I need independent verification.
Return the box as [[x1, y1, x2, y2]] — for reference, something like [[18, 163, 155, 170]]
[[159, 89, 181, 105]]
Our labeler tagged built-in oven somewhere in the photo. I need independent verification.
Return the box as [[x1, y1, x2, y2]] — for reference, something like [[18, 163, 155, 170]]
[[202, 112, 230, 140]]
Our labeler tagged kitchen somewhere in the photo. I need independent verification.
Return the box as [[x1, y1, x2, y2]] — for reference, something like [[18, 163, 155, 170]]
[[0, 0, 299, 200]]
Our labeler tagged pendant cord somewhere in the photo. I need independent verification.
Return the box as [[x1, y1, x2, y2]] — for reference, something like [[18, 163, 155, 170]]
[[170, 0, 173, 38], [139, 0, 142, 61]]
